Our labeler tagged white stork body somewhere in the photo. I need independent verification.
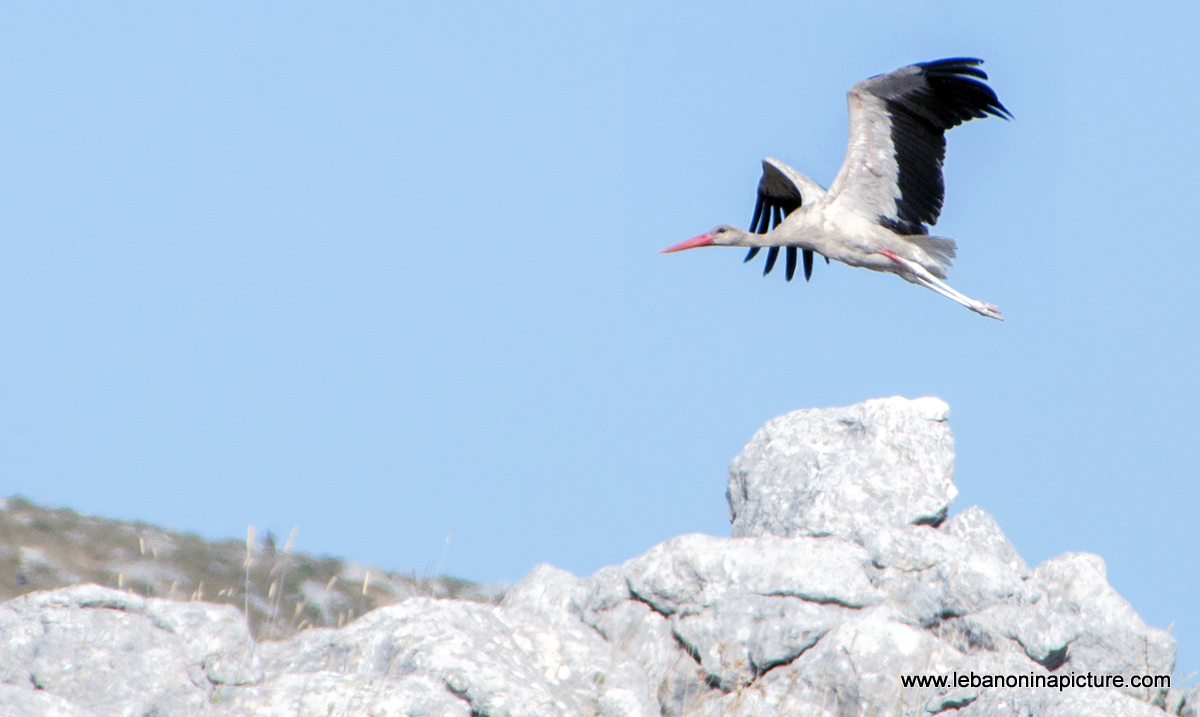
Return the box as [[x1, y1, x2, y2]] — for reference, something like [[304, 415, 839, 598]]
[[662, 58, 1010, 320]]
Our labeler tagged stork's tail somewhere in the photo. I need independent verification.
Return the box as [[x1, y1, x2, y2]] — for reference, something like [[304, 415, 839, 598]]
[[906, 235, 957, 279]]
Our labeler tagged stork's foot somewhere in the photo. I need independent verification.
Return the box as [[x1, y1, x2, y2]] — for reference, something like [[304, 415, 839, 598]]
[[971, 302, 1003, 321], [879, 249, 1003, 321]]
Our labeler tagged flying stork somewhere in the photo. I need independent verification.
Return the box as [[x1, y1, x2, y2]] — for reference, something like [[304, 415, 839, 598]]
[[661, 58, 1011, 320]]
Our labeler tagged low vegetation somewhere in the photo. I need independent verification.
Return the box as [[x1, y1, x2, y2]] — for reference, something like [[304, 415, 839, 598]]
[[0, 495, 504, 640]]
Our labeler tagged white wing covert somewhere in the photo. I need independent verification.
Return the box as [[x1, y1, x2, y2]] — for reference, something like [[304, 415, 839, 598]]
[[827, 58, 1011, 236]]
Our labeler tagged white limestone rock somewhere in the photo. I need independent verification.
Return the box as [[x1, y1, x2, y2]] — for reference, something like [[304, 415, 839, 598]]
[[863, 523, 1025, 626], [502, 562, 582, 621], [671, 594, 835, 691], [213, 671, 470, 717], [956, 552, 1176, 705], [912, 649, 1169, 717], [727, 396, 956, 541], [955, 681, 1171, 717], [698, 605, 966, 717], [941, 505, 1032, 578], [581, 597, 703, 717], [0, 584, 258, 717], [1179, 682, 1200, 717], [0, 682, 98, 717], [224, 594, 659, 717], [573, 532, 879, 696], [0, 397, 1183, 717], [618, 533, 882, 613]]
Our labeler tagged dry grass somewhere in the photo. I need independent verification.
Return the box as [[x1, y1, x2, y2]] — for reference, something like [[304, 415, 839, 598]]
[[0, 495, 505, 640]]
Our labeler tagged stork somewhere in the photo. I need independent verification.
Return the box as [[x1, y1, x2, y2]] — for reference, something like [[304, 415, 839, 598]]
[[661, 58, 1010, 320]]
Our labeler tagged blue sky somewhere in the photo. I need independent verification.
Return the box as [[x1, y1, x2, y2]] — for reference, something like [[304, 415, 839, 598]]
[[2, 2, 1196, 675]]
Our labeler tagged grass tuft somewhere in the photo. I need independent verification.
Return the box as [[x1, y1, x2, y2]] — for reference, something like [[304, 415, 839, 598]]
[[0, 495, 507, 640]]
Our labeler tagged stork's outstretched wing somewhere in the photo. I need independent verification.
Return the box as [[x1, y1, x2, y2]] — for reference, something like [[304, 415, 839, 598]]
[[827, 58, 1011, 236], [743, 158, 829, 281]]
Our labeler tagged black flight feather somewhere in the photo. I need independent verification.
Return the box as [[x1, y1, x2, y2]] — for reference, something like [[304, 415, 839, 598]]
[[873, 58, 1010, 235], [747, 159, 809, 282], [763, 247, 779, 275]]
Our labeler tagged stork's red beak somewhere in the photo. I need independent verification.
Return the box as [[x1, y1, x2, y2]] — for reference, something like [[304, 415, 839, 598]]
[[660, 233, 715, 253]]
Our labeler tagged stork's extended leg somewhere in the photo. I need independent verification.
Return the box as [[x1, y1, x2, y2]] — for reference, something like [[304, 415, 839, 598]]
[[878, 250, 1003, 320]]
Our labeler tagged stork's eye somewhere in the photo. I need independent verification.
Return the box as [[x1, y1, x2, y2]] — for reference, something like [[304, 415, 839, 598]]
[[715, 227, 727, 234]]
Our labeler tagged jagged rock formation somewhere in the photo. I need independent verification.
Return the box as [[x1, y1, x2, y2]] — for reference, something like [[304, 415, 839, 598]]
[[728, 395, 957, 539], [0, 397, 1194, 716]]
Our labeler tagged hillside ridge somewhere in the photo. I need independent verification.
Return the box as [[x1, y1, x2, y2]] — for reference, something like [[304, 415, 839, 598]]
[[0, 495, 501, 640]]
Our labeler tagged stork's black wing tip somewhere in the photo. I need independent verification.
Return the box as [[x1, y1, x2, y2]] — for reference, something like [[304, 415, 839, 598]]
[[749, 195, 765, 234], [763, 246, 779, 276], [917, 57, 986, 72], [915, 57, 1012, 121]]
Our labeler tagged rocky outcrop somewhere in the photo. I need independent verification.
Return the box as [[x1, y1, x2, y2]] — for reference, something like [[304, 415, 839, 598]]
[[0, 397, 1187, 716], [728, 396, 957, 539]]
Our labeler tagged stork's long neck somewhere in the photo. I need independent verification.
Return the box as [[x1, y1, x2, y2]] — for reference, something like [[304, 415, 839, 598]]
[[747, 206, 822, 250], [735, 227, 778, 247]]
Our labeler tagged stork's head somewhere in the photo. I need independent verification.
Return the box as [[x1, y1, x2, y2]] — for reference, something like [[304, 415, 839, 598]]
[[660, 224, 746, 253]]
